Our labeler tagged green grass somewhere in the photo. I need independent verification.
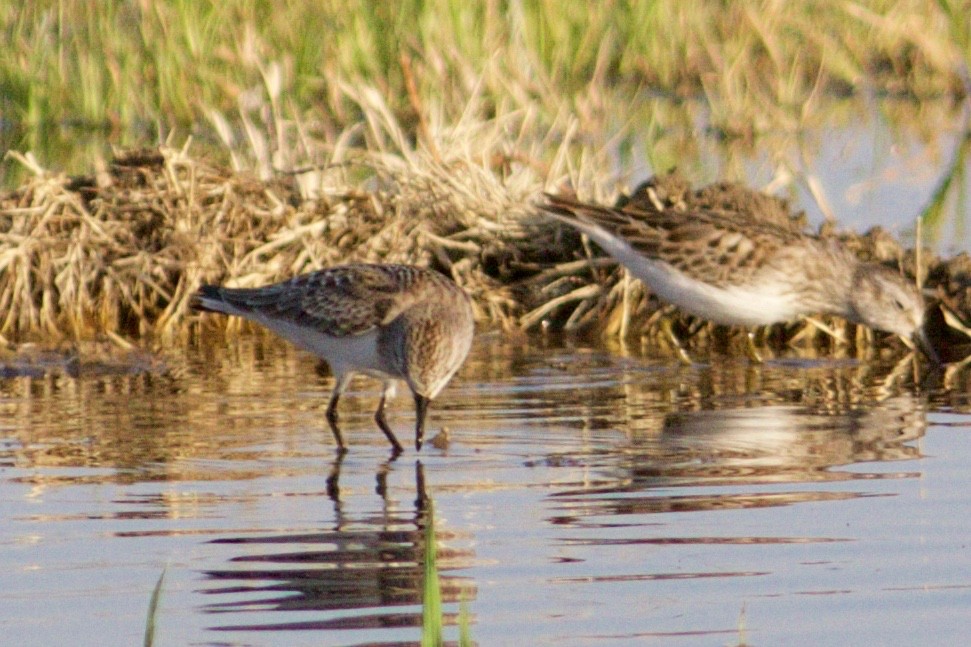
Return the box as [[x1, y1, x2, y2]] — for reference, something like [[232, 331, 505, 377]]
[[421, 499, 473, 647], [421, 500, 444, 647], [3, 1, 970, 194], [144, 568, 166, 647], [921, 131, 971, 238], [2, 1, 969, 138]]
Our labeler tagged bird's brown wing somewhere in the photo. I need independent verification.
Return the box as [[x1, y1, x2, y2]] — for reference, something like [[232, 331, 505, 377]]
[[542, 193, 807, 287], [208, 264, 423, 336]]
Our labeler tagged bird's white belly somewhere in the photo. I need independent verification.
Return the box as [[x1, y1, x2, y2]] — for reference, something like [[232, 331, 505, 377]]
[[622, 257, 801, 326], [253, 315, 389, 376], [575, 219, 804, 326]]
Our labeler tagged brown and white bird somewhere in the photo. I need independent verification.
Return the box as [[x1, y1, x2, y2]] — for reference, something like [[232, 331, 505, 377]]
[[540, 192, 936, 361], [192, 263, 475, 452]]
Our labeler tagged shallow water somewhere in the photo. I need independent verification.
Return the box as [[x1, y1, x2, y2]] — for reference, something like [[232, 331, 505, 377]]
[[3, 335, 971, 646]]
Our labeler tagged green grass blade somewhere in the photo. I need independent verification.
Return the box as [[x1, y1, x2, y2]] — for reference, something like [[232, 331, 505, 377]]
[[920, 131, 970, 239], [420, 500, 443, 647], [144, 567, 166, 647], [458, 589, 473, 647]]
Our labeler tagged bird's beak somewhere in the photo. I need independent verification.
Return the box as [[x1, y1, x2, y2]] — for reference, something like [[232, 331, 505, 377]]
[[912, 327, 942, 365], [414, 394, 430, 451]]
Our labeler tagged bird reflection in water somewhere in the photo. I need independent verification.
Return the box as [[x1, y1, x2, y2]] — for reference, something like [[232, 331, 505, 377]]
[[201, 459, 473, 634], [549, 394, 926, 524], [324, 450, 424, 504]]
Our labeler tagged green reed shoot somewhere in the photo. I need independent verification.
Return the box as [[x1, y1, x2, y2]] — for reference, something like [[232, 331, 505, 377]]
[[421, 499, 444, 647], [144, 568, 166, 647]]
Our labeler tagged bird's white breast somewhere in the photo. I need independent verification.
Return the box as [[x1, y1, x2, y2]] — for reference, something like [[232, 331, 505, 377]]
[[581, 222, 802, 326], [249, 314, 388, 377]]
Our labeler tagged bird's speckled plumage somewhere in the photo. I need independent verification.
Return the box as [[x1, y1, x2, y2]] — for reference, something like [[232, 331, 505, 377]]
[[541, 193, 932, 355], [192, 263, 474, 452]]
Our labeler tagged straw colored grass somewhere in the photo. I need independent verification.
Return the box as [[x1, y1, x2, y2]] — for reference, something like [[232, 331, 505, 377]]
[[0, 108, 565, 341], [2, 116, 966, 362]]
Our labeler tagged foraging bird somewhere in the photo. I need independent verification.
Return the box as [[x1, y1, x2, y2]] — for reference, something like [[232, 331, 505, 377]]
[[540, 192, 936, 361], [192, 263, 475, 452]]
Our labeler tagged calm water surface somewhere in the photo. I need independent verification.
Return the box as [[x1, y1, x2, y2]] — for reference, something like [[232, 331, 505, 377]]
[[3, 335, 971, 646]]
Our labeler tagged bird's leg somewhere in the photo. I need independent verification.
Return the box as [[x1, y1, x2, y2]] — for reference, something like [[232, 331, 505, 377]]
[[326, 450, 345, 501], [414, 460, 428, 510], [326, 374, 352, 453], [660, 317, 693, 365], [374, 452, 399, 498], [745, 331, 765, 364], [374, 381, 404, 454], [413, 393, 430, 451]]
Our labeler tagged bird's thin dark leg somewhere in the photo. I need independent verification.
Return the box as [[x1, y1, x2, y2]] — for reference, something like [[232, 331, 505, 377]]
[[374, 382, 404, 454], [414, 393, 430, 451], [326, 374, 351, 453], [414, 460, 428, 510], [374, 450, 401, 497], [326, 450, 345, 501]]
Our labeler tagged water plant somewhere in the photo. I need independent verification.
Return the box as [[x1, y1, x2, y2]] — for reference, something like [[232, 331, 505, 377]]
[[420, 499, 444, 647], [421, 498, 473, 647], [144, 568, 165, 647]]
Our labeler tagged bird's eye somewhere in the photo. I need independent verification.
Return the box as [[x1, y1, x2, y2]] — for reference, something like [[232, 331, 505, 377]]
[[894, 298, 906, 311]]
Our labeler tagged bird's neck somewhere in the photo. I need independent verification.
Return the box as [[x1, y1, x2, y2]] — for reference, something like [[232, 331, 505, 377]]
[[792, 242, 859, 318]]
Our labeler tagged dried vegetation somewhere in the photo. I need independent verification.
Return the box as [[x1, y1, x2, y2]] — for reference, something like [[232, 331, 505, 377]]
[[2, 139, 970, 363]]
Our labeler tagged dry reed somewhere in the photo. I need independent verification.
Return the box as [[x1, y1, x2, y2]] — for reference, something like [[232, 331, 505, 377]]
[[0, 143, 965, 362], [2, 87, 969, 362]]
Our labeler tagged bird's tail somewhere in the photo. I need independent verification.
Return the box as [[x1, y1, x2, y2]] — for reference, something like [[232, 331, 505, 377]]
[[540, 193, 632, 230], [190, 285, 233, 315]]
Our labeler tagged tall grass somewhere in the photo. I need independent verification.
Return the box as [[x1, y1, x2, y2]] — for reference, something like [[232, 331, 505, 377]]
[[144, 568, 165, 647], [2, 1, 968, 137]]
